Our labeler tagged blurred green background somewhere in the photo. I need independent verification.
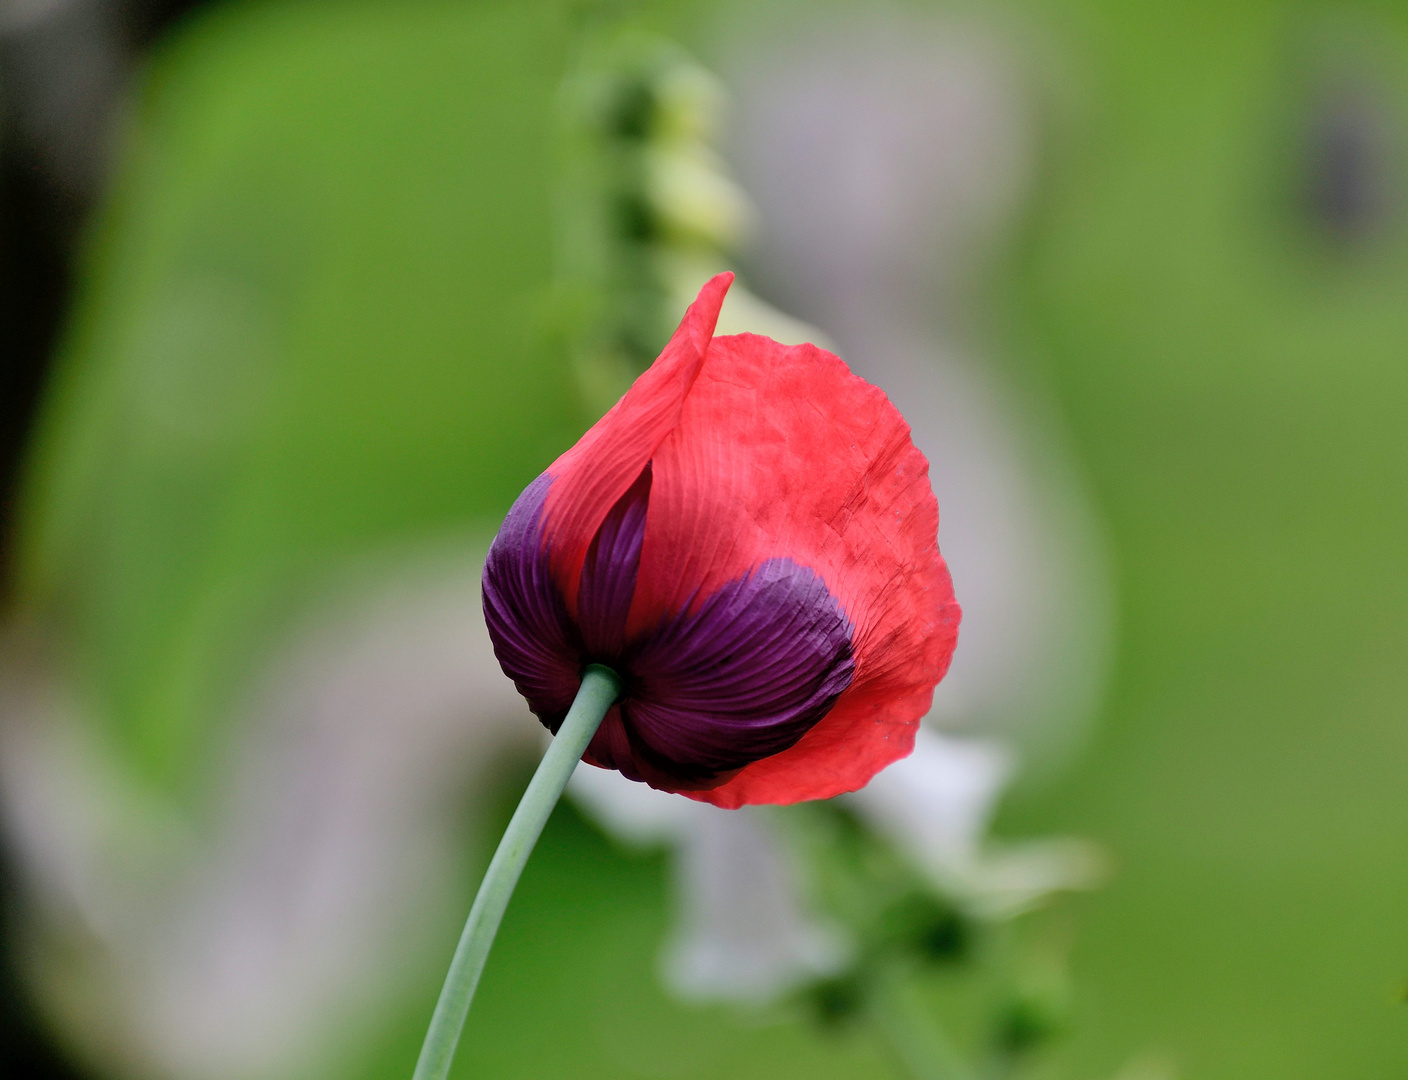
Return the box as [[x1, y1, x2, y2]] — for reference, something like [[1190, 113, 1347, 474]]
[[3, 0, 1408, 1078]]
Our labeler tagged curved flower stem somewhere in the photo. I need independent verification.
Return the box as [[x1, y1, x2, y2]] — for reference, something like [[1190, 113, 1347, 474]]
[[411, 664, 621, 1080]]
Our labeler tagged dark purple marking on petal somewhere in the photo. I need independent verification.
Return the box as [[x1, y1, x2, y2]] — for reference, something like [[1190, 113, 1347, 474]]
[[481, 473, 582, 731], [577, 464, 651, 658], [615, 558, 855, 784], [485, 470, 854, 790], [582, 705, 639, 778]]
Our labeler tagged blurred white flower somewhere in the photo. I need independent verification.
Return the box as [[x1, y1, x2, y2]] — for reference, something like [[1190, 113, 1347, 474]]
[[569, 765, 845, 1003], [846, 728, 1010, 872], [568, 725, 1025, 1002], [847, 733, 1106, 919], [0, 548, 537, 1080], [569, 723, 1104, 1004]]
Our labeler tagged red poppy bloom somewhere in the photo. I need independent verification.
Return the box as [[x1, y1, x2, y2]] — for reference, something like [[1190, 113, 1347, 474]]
[[483, 273, 959, 807]]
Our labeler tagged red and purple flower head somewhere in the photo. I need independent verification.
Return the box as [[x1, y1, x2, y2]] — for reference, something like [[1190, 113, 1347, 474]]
[[483, 274, 959, 808]]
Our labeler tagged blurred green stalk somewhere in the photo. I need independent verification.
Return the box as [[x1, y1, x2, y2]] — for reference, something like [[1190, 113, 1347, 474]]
[[412, 664, 622, 1080], [870, 963, 975, 1080]]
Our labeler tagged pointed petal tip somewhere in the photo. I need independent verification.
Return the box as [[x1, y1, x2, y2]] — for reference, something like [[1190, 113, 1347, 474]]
[[537, 274, 735, 613], [702, 269, 735, 293], [683, 272, 734, 351]]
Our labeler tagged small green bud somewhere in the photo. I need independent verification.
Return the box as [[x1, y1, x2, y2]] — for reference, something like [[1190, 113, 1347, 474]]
[[995, 973, 1072, 1055], [804, 973, 866, 1029]]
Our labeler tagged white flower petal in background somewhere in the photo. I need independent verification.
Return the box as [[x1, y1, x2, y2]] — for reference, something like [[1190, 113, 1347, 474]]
[[847, 730, 1107, 918], [662, 805, 848, 1003], [569, 766, 846, 1003], [569, 723, 1087, 1003], [845, 728, 1011, 875]]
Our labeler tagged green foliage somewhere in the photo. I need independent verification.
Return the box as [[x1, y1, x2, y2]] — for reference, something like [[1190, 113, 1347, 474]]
[[15, 0, 1408, 1077], [15, 0, 585, 804], [783, 800, 1076, 1078]]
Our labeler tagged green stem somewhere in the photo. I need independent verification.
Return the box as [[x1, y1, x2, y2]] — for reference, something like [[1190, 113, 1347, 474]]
[[870, 963, 974, 1080], [411, 664, 621, 1080]]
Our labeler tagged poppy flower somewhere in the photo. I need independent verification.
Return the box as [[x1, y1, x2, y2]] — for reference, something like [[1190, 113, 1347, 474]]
[[482, 273, 959, 807]]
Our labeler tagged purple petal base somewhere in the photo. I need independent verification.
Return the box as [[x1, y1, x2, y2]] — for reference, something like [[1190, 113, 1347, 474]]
[[482, 469, 855, 789]]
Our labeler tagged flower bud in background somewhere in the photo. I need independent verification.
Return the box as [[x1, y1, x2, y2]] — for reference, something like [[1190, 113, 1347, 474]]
[[554, 26, 813, 416]]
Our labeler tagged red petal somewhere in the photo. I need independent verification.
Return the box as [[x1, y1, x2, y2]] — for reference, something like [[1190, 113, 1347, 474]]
[[542, 273, 732, 612], [683, 685, 932, 807], [631, 333, 960, 805]]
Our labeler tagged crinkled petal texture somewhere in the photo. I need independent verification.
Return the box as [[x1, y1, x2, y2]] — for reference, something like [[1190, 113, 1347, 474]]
[[482, 273, 959, 807]]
